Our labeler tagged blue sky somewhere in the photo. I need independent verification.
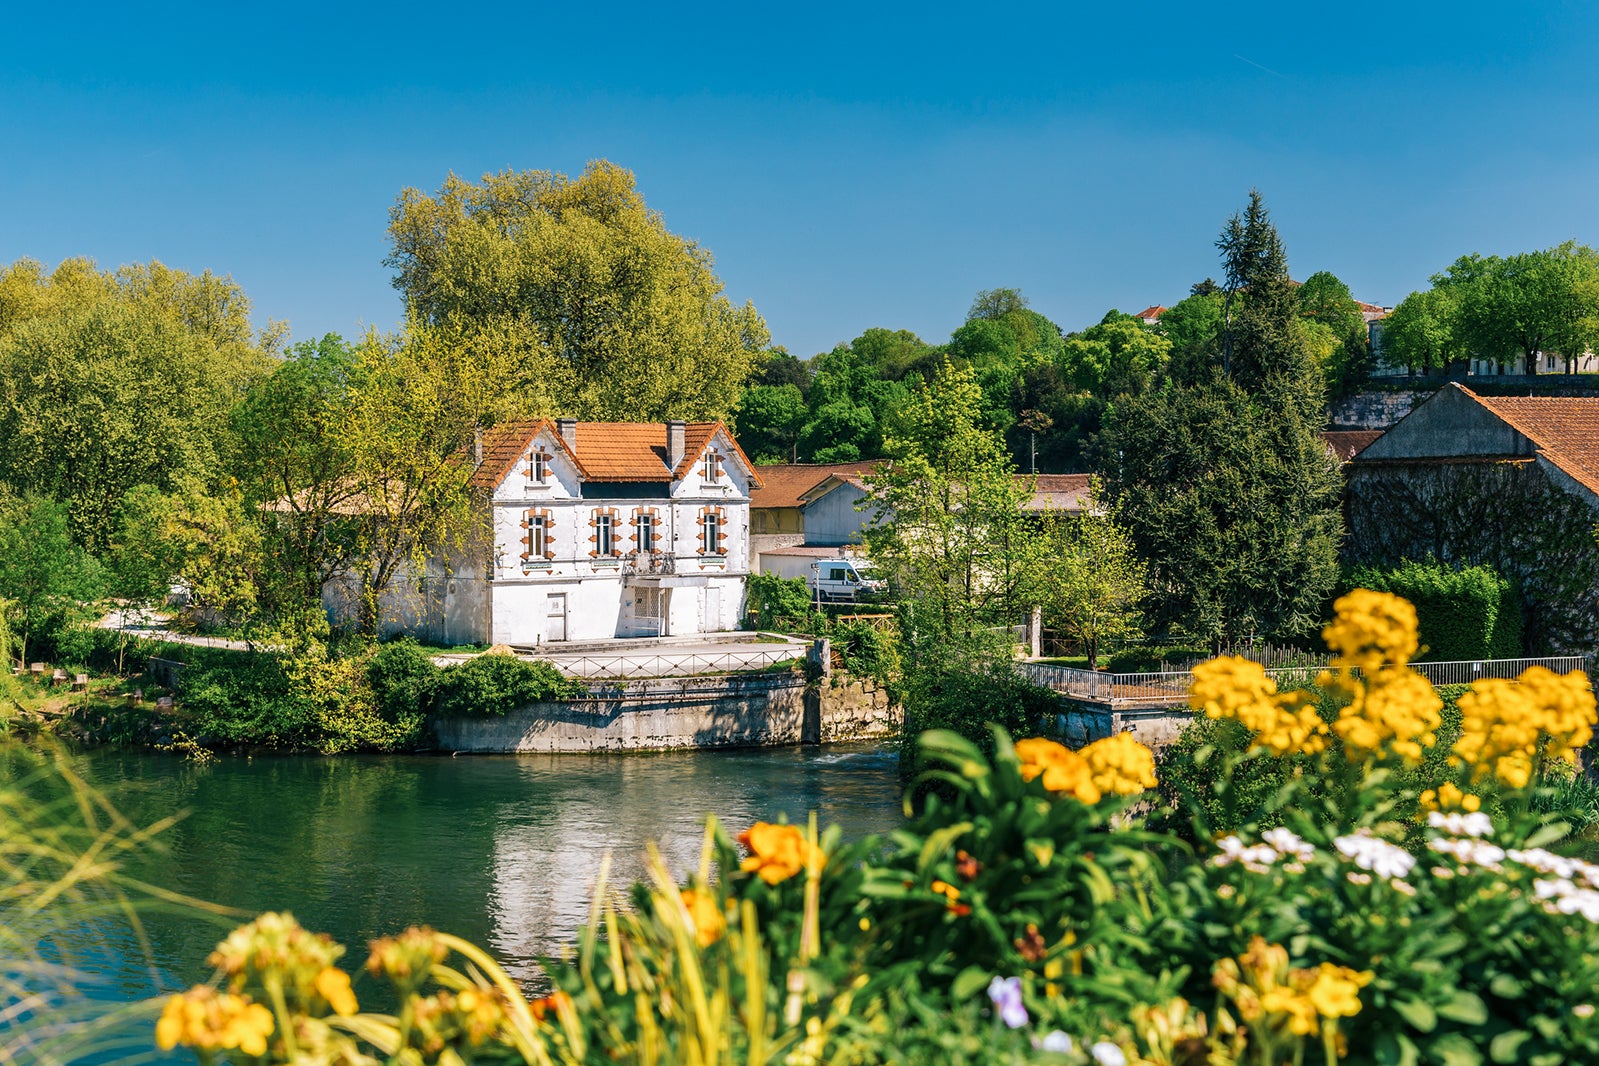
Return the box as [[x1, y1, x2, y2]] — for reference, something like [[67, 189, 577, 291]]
[[5, 3, 1598, 358]]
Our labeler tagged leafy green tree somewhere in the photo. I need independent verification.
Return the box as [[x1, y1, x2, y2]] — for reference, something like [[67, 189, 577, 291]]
[[0, 259, 277, 550], [864, 361, 1039, 662], [849, 327, 938, 382], [733, 384, 808, 464], [231, 334, 363, 610], [1380, 287, 1459, 375], [0, 494, 102, 665], [1033, 498, 1147, 666], [751, 348, 814, 395], [340, 330, 484, 635], [386, 161, 769, 421], [1057, 312, 1171, 394], [948, 290, 1066, 435], [1158, 291, 1225, 385], [1438, 243, 1599, 375], [796, 344, 910, 462], [1297, 271, 1371, 395]]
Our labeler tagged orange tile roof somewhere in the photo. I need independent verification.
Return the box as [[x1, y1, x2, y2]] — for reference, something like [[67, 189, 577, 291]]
[[1466, 388, 1599, 498], [470, 419, 759, 487], [1026, 473, 1093, 512], [1133, 305, 1167, 320], [748, 462, 881, 509], [1320, 430, 1384, 462]]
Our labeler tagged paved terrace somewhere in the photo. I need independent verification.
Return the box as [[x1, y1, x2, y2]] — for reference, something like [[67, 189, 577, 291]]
[[1018, 656, 1592, 710]]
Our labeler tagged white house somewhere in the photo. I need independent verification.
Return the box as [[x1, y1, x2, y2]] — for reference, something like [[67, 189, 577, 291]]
[[333, 418, 762, 646]]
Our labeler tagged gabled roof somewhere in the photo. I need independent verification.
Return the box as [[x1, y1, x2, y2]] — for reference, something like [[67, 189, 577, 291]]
[[470, 419, 761, 489], [748, 462, 881, 509], [1320, 430, 1383, 463], [1469, 390, 1599, 499], [1133, 305, 1167, 321], [1026, 473, 1093, 512]]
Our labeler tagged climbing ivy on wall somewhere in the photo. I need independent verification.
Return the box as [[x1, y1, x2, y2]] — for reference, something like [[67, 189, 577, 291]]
[[1344, 559, 1522, 661], [1344, 459, 1599, 654]]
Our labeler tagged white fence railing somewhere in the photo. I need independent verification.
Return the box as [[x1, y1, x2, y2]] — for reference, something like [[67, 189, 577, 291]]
[[1018, 656, 1590, 705], [538, 647, 805, 680]]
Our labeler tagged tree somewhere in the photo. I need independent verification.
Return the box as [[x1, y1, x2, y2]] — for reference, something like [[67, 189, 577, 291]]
[[1104, 380, 1342, 642], [231, 334, 364, 611], [1441, 243, 1599, 375], [863, 361, 1038, 663], [1056, 312, 1171, 395], [1105, 193, 1344, 643], [751, 348, 814, 395], [1380, 288, 1459, 375], [385, 161, 769, 421], [1297, 271, 1371, 395], [733, 384, 808, 464], [1157, 291, 1225, 386], [0, 494, 102, 666], [0, 258, 278, 550], [1033, 498, 1147, 666], [796, 344, 910, 463], [340, 330, 484, 634]]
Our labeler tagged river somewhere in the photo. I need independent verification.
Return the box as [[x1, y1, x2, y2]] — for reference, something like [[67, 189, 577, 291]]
[[26, 742, 904, 1058]]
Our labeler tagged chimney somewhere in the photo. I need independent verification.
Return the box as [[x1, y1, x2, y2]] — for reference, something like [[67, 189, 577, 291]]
[[472, 426, 483, 467], [666, 420, 686, 470], [557, 417, 578, 452]]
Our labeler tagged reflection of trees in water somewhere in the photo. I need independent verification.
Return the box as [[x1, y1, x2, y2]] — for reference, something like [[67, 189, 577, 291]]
[[485, 748, 902, 984], [62, 745, 900, 1000]]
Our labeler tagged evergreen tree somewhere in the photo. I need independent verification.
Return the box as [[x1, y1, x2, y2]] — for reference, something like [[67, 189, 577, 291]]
[[1105, 192, 1343, 643]]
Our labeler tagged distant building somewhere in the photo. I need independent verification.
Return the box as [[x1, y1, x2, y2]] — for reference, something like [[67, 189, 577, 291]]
[[327, 419, 760, 645], [1345, 384, 1599, 653]]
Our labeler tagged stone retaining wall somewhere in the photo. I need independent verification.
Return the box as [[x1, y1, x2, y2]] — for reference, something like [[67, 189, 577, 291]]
[[432, 670, 899, 753], [1055, 703, 1193, 749]]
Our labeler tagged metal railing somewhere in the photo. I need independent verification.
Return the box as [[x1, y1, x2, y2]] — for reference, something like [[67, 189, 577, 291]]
[[543, 647, 805, 680], [622, 552, 678, 576], [1018, 656, 1590, 706]]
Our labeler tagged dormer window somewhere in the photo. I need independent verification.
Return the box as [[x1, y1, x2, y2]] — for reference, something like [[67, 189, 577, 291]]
[[701, 451, 721, 482], [529, 450, 551, 485]]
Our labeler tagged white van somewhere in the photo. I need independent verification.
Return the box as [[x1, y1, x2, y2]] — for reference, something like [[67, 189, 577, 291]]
[[809, 559, 885, 603]]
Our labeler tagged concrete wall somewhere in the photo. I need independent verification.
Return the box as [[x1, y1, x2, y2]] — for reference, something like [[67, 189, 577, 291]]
[[802, 483, 882, 547], [1054, 703, 1194, 750], [433, 671, 901, 753]]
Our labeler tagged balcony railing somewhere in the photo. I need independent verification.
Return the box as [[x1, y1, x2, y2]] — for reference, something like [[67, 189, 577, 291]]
[[622, 551, 677, 577]]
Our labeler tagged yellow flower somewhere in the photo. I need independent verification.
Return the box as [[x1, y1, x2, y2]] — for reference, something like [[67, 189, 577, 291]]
[[738, 822, 820, 884], [1189, 657, 1328, 757], [1260, 986, 1320, 1036], [1453, 668, 1596, 788], [930, 879, 960, 901], [455, 984, 506, 1045], [314, 966, 358, 1016], [1331, 666, 1442, 766], [1302, 963, 1372, 1019], [155, 986, 274, 1057], [1079, 732, 1159, 795], [1322, 589, 1419, 671], [1419, 781, 1480, 813], [680, 887, 725, 947], [1014, 738, 1102, 803], [209, 912, 343, 992], [367, 926, 448, 983]]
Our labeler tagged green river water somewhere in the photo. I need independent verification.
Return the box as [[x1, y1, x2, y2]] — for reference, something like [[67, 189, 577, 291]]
[[30, 742, 904, 1058]]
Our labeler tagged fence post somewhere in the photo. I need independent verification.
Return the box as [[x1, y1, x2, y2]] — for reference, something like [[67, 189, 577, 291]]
[[1029, 606, 1042, 659]]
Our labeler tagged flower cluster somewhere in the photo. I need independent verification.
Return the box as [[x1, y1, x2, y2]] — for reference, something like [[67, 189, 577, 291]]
[[1453, 667, 1596, 788], [406, 985, 507, 1054], [209, 911, 357, 1018], [1333, 830, 1416, 882], [679, 887, 725, 947], [1328, 666, 1442, 765], [367, 926, 449, 987], [1210, 828, 1315, 874], [1189, 656, 1329, 756], [1320, 589, 1420, 672], [1419, 781, 1481, 812], [737, 822, 822, 884], [1014, 738, 1101, 803], [155, 986, 275, 1057], [1427, 809, 1493, 839], [1212, 937, 1372, 1040], [1079, 732, 1159, 795]]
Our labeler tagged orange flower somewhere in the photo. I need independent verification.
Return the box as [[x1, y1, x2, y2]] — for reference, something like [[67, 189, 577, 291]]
[[1015, 738, 1102, 803], [529, 990, 571, 1023], [737, 822, 820, 885], [680, 888, 725, 947]]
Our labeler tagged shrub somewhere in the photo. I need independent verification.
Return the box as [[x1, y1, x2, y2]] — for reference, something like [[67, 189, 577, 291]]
[[1345, 559, 1522, 660], [366, 638, 440, 722], [830, 618, 899, 682], [744, 572, 818, 630], [433, 653, 582, 718], [896, 662, 1058, 776]]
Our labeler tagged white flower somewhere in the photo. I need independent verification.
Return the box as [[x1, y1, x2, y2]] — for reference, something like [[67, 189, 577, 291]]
[[1091, 1042, 1128, 1066], [1032, 1030, 1074, 1053], [1334, 831, 1415, 880], [1262, 827, 1316, 862], [1428, 811, 1494, 838]]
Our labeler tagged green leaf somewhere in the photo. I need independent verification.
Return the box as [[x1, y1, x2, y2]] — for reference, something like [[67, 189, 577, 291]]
[[1438, 990, 1489, 1025], [1431, 1033, 1483, 1066], [951, 966, 991, 1002], [1489, 973, 1525, 999], [1393, 995, 1438, 1033], [1490, 1031, 1532, 1063]]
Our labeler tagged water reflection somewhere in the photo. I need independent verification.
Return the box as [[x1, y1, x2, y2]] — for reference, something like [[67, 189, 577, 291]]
[[65, 743, 902, 998]]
